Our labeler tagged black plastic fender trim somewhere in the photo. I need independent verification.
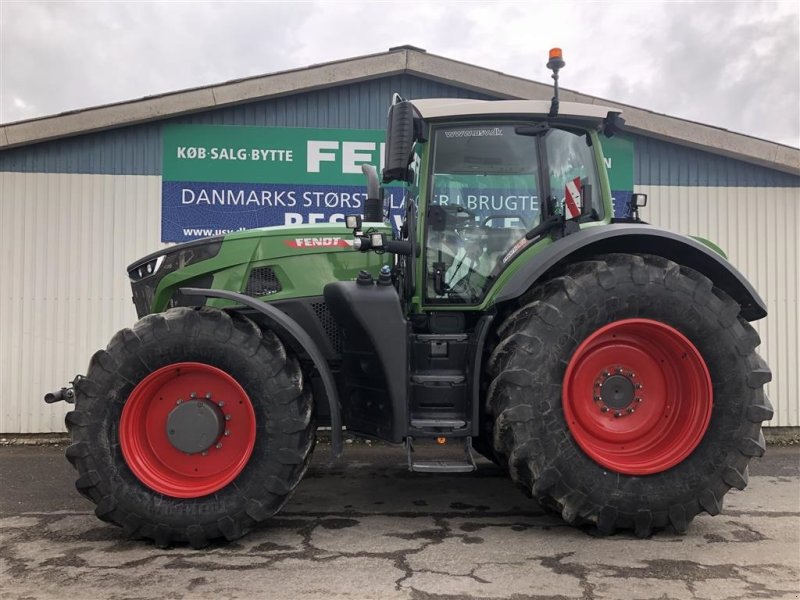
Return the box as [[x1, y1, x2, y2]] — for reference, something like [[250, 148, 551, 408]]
[[180, 287, 343, 457], [469, 314, 494, 436], [493, 224, 768, 321]]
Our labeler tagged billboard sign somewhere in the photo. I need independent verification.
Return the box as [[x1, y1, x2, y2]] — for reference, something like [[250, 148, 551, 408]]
[[161, 125, 407, 242], [161, 125, 635, 242]]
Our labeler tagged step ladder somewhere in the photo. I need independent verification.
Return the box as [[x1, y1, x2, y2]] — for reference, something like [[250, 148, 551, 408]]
[[406, 435, 476, 473]]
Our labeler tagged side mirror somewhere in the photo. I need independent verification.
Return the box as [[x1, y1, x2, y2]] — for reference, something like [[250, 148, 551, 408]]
[[383, 99, 425, 183], [602, 112, 626, 137], [630, 193, 648, 221]]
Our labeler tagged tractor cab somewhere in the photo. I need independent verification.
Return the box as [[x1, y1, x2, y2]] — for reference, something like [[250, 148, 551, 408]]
[[351, 60, 625, 311], [416, 107, 609, 305], [345, 96, 624, 305]]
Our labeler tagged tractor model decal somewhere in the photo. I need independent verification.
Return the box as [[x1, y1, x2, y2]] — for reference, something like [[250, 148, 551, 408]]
[[284, 237, 352, 248]]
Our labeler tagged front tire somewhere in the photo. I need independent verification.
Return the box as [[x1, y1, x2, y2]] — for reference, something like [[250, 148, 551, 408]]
[[486, 254, 772, 536], [66, 307, 314, 547]]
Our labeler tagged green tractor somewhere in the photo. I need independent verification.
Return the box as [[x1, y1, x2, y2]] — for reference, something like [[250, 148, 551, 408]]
[[47, 50, 772, 547]]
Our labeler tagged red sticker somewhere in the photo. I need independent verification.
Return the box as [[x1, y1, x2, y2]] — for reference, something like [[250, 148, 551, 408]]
[[564, 177, 582, 219]]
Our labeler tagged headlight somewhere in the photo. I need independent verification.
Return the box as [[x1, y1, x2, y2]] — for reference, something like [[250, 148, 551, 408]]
[[127, 237, 223, 282], [129, 255, 165, 281], [127, 237, 223, 318]]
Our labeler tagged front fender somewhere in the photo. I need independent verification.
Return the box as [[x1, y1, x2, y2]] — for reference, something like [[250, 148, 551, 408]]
[[180, 287, 343, 457], [494, 224, 767, 321]]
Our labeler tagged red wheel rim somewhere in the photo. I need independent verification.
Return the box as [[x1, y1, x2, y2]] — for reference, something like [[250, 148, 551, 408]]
[[562, 319, 712, 475], [120, 362, 256, 498]]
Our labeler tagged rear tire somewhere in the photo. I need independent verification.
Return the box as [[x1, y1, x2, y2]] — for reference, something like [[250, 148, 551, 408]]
[[486, 254, 772, 535], [66, 307, 314, 547]]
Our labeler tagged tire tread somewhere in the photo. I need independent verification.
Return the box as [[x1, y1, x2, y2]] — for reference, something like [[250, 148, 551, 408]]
[[485, 253, 771, 535], [66, 307, 315, 547]]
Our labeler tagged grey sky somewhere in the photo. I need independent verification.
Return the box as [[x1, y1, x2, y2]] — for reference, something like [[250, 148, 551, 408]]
[[1, 0, 798, 146]]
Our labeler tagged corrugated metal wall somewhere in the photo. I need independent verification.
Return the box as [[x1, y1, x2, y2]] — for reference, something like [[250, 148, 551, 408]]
[[0, 172, 163, 432], [632, 134, 800, 188], [641, 185, 799, 426]]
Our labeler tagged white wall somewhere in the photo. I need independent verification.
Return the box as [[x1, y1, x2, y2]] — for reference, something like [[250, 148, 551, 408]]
[[0, 172, 797, 431], [641, 185, 799, 427], [0, 172, 166, 433]]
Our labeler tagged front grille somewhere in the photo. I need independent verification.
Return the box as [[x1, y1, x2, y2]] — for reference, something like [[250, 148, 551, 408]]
[[312, 302, 342, 354], [244, 267, 282, 297]]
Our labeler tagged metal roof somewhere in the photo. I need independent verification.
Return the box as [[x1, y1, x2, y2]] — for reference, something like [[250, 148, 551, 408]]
[[1, 46, 798, 175]]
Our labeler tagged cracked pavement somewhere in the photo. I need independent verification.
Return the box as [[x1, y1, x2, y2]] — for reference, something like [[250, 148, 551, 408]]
[[1, 443, 798, 600]]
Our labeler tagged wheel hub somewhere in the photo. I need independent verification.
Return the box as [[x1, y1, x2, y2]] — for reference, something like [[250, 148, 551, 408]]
[[599, 374, 635, 410], [593, 367, 644, 417], [166, 399, 225, 454]]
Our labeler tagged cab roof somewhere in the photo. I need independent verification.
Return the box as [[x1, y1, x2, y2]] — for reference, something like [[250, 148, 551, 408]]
[[410, 98, 619, 123]]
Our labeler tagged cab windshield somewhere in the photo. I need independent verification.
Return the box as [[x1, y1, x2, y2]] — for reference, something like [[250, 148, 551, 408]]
[[424, 123, 600, 304]]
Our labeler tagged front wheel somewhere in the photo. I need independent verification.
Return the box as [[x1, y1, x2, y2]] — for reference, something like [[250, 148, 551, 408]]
[[66, 307, 314, 547], [486, 254, 773, 536]]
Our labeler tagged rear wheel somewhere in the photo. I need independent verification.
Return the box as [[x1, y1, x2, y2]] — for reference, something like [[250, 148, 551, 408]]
[[486, 254, 772, 535], [66, 307, 314, 547]]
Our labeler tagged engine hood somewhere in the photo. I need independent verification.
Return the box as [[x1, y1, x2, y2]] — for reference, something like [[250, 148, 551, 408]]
[[127, 222, 392, 316]]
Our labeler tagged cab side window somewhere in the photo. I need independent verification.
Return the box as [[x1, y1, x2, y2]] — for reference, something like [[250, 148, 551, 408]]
[[544, 129, 602, 220]]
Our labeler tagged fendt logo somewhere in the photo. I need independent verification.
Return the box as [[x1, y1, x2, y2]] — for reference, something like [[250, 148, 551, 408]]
[[284, 237, 351, 248]]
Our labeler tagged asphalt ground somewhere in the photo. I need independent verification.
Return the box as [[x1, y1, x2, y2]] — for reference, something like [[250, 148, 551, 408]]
[[1, 442, 798, 600]]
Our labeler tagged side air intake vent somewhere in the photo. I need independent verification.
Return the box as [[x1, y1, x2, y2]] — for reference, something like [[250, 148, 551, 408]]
[[312, 302, 342, 354], [244, 267, 282, 297]]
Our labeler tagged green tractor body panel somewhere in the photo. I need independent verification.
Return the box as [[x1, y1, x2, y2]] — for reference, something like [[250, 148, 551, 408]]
[[134, 223, 391, 316]]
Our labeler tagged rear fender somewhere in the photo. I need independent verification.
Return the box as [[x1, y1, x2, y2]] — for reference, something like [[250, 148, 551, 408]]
[[494, 224, 767, 321], [180, 287, 343, 457]]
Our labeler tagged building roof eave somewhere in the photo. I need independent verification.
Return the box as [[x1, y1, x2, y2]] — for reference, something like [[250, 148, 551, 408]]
[[0, 51, 409, 151], [0, 47, 797, 176]]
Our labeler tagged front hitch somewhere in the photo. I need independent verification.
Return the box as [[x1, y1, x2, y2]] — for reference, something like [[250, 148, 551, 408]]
[[44, 376, 82, 404]]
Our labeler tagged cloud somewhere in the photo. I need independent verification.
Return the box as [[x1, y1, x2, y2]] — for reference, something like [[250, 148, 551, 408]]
[[1, 0, 798, 146], [588, 2, 800, 146], [0, 1, 309, 121]]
